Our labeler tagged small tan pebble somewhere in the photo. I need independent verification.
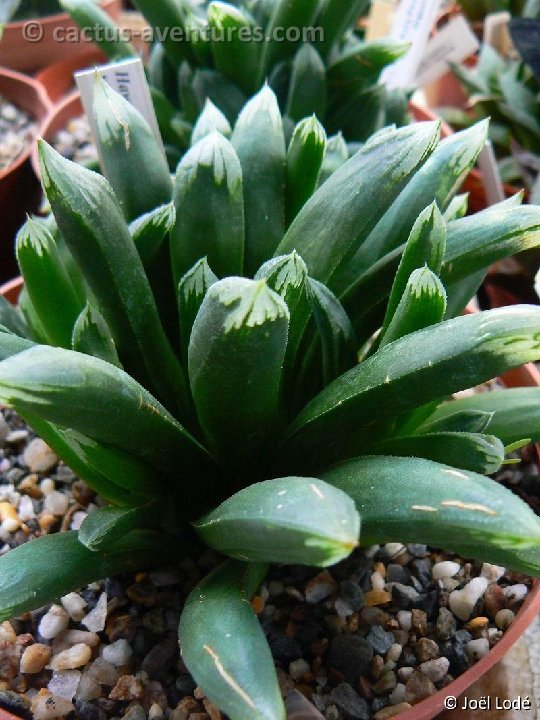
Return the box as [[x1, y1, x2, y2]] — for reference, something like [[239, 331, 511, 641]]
[[373, 671, 397, 694], [202, 698, 221, 720], [40, 478, 55, 496], [0, 502, 19, 523], [387, 644, 402, 663], [325, 705, 339, 720], [483, 583, 506, 619], [0, 620, 16, 642], [415, 638, 439, 663], [0, 638, 24, 679], [50, 643, 92, 671], [284, 586, 304, 602], [370, 655, 385, 681], [411, 609, 427, 637], [86, 658, 120, 686], [61, 593, 87, 622], [481, 563, 505, 583], [170, 697, 200, 720], [31, 689, 74, 720], [385, 543, 406, 558], [495, 609, 515, 630], [38, 511, 57, 533], [109, 674, 144, 701], [465, 616, 489, 633], [397, 667, 414, 682], [465, 638, 490, 661], [361, 607, 390, 626], [149, 703, 164, 720], [418, 657, 449, 683], [374, 702, 413, 719], [289, 659, 310, 680], [397, 611, 412, 632], [44, 491, 69, 517], [71, 480, 94, 506], [371, 571, 385, 592], [441, 577, 460, 592], [364, 590, 392, 607], [404, 670, 436, 704], [373, 562, 386, 577], [432, 561, 460, 580], [39, 605, 69, 640], [24, 438, 58, 474], [20, 643, 52, 674], [75, 673, 101, 701], [18, 474, 42, 498], [53, 630, 100, 654], [305, 570, 338, 604]]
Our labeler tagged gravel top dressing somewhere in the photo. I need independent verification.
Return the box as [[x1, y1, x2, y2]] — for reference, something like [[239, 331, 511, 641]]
[[52, 117, 97, 168], [0, 97, 37, 171], [0, 408, 533, 720]]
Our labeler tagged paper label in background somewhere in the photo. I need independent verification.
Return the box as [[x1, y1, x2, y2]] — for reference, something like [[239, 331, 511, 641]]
[[75, 58, 164, 154], [381, 0, 443, 89], [478, 141, 506, 206], [365, 0, 398, 42], [483, 11, 512, 55], [415, 15, 479, 87]]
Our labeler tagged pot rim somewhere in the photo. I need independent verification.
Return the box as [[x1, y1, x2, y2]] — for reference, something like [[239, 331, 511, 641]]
[[1, 275, 540, 720], [2, 0, 118, 30], [31, 89, 82, 180], [0, 69, 52, 182]]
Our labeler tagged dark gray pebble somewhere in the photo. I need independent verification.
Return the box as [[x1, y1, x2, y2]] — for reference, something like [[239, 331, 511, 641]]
[[366, 626, 395, 655], [328, 683, 370, 720], [328, 635, 373, 685]]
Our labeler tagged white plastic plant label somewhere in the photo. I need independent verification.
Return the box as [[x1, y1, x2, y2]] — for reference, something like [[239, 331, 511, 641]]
[[75, 57, 163, 152], [478, 141, 506, 206], [381, 0, 443, 89], [415, 15, 479, 87], [484, 11, 512, 55]]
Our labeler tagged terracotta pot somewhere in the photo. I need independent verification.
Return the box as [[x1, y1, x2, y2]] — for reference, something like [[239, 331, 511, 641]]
[[0, 70, 51, 282], [36, 47, 106, 104], [1, 271, 540, 720], [31, 90, 83, 180], [0, 0, 121, 74]]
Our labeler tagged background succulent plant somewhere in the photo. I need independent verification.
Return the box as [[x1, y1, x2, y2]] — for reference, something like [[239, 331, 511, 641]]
[[2, 82, 540, 719], [60, 0, 411, 167]]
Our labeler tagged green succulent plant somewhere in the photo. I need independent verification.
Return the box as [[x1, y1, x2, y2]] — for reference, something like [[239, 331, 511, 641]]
[[60, 0, 411, 166], [3, 81, 540, 719], [445, 22, 540, 201]]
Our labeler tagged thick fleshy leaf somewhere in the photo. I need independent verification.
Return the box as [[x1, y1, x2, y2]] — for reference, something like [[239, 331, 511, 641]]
[[376, 432, 505, 475], [286, 44, 327, 123], [178, 258, 219, 365], [419, 409, 494, 435], [315, 0, 369, 59], [131, 0, 195, 67], [0, 345, 212, 477], [179, 561, 285, 720], [323, 456, 540, 576], [72, 303, 121, 367], [79, 505, 156, 552], [328, 84, 385, 141], [189, 279, 289, 479], [306, 278, 357, 385], [92, 77, 172, 222], [38, 141, 189, 415], [424, 389, 540, 446], [17, 288, 48, 343], [191, 99, 232, 146], [195, 477, 359, 566], [171, 132, 244, 284], [16, 218, 83, 348], [129, 202, 176, 267], [0, 327, 35, 360], [380, 268, 447, 349], [232, 87, 286, 276], [0, 530, 165, 622], [317, 132, 348, 186], [0, 295, 28, 339], [276, 122, 440, 293], [192, 68, 248, 124], [208, 2, 259, 96], [286, 116, 327, 224], [278, 307, 540, 472], [59, 0, 136, 59], [444, 193, 469, 221], [327, 39, 410, 94]]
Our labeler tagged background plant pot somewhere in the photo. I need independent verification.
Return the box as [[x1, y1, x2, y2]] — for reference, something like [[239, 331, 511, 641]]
[[0, 70, 51, 283], [31, 90, 83, 180], [1, 275, 540, 720], [36, 47, 106, 104], [0, 0, 121, 74]]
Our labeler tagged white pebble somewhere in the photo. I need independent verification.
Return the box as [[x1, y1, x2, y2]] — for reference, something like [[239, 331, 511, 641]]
[[385, 543, 405, 558], [102, 639, 132, 666], [289, 658, 310, 680], [419, 657, 449, 682], [39, 605, 69, 640], [53, 630, 100, 655], [432, 561, 460, 580], [48, 670, 81, 700], [449, 577, 488, 621], [504, 584, 528, 604], [481, 563, 505, 583], [61, 593, 87, 622], [18, 495, 35, 522], [440, 577, 460, 592], [81, 592, 108, 632], [50, 643, 92, 671], [371, 571, 385, 591], [397, 667, 414, 682], [389, 683, 406, 705], [397, 610, 412, 632], [31, 690, 74, 720], [465, 638, 490, 661], [495, 609, 515, 630], [149, 703, 163, 720], [70, 511, 88, 531], [334, 597, 353, 619], [40, 478, 55, 496], [44, 490, 69, 516], [24, 439, 58, 473]]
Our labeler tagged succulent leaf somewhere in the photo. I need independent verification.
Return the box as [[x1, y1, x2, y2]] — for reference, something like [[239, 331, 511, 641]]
[[286, 116, 327, 224], [59, 0, 136, 59], [286, 44, 327, 123], [72, 303, 121, 368], [178, 258, 219, 365], [79, 505, 158, 552], [191, 99, 232, 146], [129, 202, 177, 268]]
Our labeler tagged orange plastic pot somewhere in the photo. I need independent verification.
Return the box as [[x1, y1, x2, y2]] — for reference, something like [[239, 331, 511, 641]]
[[0, 0, 121, 74], [31, 90, 83, 180], [36, 47, 106, 104], [1, 273, 540, 720]]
